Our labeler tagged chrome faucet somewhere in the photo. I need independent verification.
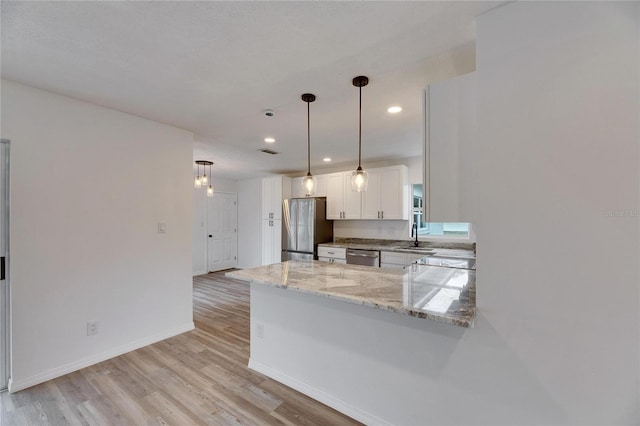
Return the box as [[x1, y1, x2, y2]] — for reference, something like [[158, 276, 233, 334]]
[[411, 222, 419, 247]]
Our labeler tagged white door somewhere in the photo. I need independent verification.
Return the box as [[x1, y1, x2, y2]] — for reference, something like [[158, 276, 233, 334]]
[[0, 140, 9, 391], [207, 192, 237, 272]]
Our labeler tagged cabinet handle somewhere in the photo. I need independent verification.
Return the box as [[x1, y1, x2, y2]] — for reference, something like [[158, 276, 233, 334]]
[[377, 211, 380, 219], [381, 211, 384, 219]]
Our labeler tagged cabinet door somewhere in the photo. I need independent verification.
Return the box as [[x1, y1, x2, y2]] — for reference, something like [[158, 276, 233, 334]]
[[342, 173, 362, 219], [272, 177, 283, 220], [378, 167, 408, 220], [326, 173, 345, 219], [291, 177, 305, 198], [361, 170, 381, 219], [262, 178, 274, 220], [271, 219, 282, 260], [314, 174, 327, 197], [261, 220, 272, 265]]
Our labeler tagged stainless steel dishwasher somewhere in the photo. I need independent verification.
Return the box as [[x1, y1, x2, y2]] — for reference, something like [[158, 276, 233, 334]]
[[346, 249, 380, 267]]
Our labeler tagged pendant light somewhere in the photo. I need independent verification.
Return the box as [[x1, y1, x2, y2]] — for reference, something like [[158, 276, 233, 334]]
[[194, 162, 202, 188], [195, 160, 214, 197], [351, 75, 369, 192], [301, 93, 317, 196]]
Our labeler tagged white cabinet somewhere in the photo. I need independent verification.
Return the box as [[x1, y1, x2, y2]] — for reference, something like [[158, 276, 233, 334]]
[[317, 246, 346, 264], [262, 218, 281, 265], [326, 172, 361, 220], [424, 72, 477, 223], [291, 174, 327, 198], [380, 251, 426, 270], [262, 176, 291, 220], [361, 166, 409, 220], [261, 176, 290, 265], [328, 166, 408, 220]]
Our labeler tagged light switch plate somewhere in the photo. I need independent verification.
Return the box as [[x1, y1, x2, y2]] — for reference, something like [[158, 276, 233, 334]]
[[157, 222, 167, 234]]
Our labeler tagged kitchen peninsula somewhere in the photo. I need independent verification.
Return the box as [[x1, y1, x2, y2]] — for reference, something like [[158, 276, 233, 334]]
[[227, 259, 475, 327], [227, 258, 476, 424]]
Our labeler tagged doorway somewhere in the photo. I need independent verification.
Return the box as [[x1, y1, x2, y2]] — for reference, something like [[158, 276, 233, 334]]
[[0, 139, 10, 391], [207, 192, 237, 272]]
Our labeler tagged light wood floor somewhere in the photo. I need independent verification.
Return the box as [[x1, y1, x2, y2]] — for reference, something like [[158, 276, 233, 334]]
[[1, 271, 361, 426]]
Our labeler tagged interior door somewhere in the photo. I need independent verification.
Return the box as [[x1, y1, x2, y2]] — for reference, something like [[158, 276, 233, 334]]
[[207, 192, 237, 272], [0, 139, 9, 391]]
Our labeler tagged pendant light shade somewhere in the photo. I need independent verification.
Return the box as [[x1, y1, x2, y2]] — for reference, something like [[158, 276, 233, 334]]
[[195, 160, 214, 197], [194, 162, 203, 188], [351, 76, 369, 192], [301, 93, 317, 197]]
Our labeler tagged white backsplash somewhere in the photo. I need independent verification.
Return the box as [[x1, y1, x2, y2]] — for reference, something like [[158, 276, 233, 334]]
[[333, 220, 410, 240]]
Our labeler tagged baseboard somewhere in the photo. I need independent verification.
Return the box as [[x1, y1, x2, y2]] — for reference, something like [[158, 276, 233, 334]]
[[8, 322, 194, 393], [248, 358, 392, 426]]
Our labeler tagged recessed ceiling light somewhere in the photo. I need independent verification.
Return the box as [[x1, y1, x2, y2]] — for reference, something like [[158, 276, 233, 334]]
[[323, 157, 332, 162], [387, 106, 402, 114], [264, 137, 275, 143]]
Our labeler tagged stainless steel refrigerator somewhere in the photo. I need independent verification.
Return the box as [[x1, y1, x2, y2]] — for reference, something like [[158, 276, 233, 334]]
[[281, 197, 333, 261]]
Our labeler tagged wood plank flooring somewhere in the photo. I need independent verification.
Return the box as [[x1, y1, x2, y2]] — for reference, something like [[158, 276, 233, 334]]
[[1, 271, 361, 426]]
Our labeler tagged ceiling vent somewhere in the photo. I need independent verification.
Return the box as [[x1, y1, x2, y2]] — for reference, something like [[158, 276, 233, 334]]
[[257, 148, 279, 155]]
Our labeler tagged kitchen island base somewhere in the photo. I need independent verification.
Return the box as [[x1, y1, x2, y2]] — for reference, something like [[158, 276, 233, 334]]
[[248, 282, 470, 425]]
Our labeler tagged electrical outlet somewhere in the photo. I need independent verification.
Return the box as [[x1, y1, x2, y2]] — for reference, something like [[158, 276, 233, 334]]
[[256, 323, 264, 339], [157, 222, 167, 234], [87, 321, 99, 336]]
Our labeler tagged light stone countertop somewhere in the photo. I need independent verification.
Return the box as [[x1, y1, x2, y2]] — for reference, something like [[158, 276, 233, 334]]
[[318, 241, 476, 258], [227, 260, 476, 328]]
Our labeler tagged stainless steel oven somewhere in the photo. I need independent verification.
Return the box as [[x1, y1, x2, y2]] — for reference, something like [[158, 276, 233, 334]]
[[346, 249, 380, 267]]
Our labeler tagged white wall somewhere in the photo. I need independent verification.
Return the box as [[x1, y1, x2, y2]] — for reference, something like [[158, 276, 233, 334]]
[[248, 2, 639, 424], [192, 177, 237, 275], [2, 80, 195, 392], [474, 1, 638, 423], [236, 178, 263, 269]]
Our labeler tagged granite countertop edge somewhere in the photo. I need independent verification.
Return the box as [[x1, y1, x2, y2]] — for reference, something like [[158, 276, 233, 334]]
[[318, 241, 475, 258], [227, 268, 474, 328]]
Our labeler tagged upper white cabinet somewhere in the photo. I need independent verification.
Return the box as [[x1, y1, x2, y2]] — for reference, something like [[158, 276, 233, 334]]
[[290, 174, 327, 198], [327, 165, 408, 220], [262, 176, 291, 220], [326, 172, 362, 220], [424, 71, 477, 223], [362, 166, 409, 220]]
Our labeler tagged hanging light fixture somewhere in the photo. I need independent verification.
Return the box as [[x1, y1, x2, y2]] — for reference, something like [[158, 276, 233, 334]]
[[351, 75, 369, 192], [194, 161, 203, 188], [195, 160, 214, 197], [301, 93, 317, 196]]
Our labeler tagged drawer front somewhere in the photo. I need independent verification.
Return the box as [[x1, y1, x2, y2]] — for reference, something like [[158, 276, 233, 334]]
[[407, 254, 427, 264], [317, 246, 346, 259], [380, 251, 407, 265], [380, 262, 406, 270], [318, 256, 347, 264]]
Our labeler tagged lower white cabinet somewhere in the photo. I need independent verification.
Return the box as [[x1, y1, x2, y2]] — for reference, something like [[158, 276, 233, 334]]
[[317, 246, 346, 264], [262, 219, 281, 265], [380, 251, 426, 270]]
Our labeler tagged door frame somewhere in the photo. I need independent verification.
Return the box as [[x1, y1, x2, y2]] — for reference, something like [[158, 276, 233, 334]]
[[0, 139, 10, 392]]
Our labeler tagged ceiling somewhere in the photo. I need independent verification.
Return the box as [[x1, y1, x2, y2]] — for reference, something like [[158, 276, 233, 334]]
[[1, 1, 504, 179]]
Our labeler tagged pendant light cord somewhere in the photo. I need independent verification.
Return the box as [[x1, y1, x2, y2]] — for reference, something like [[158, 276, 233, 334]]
[[307, 100, 311, 175], [358, 85, 362, 169]]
